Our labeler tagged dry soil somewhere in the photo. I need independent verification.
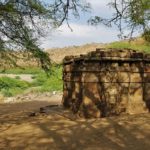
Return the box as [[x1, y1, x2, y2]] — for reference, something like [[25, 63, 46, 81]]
[[0, 94, 150, 150]]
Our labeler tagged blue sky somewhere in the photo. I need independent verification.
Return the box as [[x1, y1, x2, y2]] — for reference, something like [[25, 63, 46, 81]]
[[40, 0, 120, 49]]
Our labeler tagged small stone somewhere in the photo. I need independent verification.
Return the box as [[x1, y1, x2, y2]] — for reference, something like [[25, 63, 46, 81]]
[[28, 112, 37, 117], [5, 97, 14, 103], [52, 91, 56, 95], [40, 107, 47, 114]]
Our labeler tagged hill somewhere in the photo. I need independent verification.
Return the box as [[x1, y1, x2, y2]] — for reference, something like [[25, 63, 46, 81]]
[[46, 43, 105, 63], [108, 38, 150, 52], [0, 38, 149, 68], [47, 38, 150, 63]]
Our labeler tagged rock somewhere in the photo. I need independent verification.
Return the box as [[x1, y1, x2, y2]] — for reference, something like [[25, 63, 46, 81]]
[[40, 107, 47, 114], [52, 91, 56, 95], [5, 97, 15, 103], [28, 112, 36, 117]]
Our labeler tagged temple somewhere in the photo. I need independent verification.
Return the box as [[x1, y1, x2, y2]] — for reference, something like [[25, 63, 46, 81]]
[[62, 48, 150, 118]]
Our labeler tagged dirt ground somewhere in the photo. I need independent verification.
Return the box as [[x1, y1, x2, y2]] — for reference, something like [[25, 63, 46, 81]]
[[0, 74, 34, 82], [0, 94, 150, 150]]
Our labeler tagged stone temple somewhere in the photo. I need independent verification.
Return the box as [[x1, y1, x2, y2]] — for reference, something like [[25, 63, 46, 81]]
[[62, 48, 150, 118]]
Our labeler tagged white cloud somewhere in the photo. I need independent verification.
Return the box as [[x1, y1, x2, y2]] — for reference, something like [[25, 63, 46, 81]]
[[88, 0, 114, 17], [39, 0, 119, 49], [40, 23, 119, 49]]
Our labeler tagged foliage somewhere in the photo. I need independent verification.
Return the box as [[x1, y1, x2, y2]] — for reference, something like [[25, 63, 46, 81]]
[[0, 0, 90, 70], [89, 0, 150, 42], [1, 0, 149, 71], [0, 76, 30, 96], [0, 67, 44, 74], [108, 38, 150, 52], [0, 0, 53, 70], [32, 65, 62, 92], [15, 76, 21, 79], [142, 29, 150, 42], [0, 65, 62, 97]]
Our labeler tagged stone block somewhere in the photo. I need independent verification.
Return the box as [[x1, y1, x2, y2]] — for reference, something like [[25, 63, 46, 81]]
[[63, 48, 150, 118]]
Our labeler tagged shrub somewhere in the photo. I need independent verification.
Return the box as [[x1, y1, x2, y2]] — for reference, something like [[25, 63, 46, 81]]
[[0, 77, 30, 97], [15, 76, 21, 79], [32, 65, 63, 92], [0, 67, 44, 74], [142, 30, 150, 43]]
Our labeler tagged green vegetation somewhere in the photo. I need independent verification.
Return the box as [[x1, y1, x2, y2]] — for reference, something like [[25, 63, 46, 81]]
[[0, 67, 44, 74], [1, 38, 149, 97], [1, 0, 88, 71], [0, 77, 30, 97], [0, 65, 63, 97], [32, 65, 62, 92], [15, 76, 21, 80], [90, 0, 150, 43], [108, 38, 150, 52]]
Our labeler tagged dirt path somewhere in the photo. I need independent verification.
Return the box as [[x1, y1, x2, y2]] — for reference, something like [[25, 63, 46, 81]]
[[0, 95, 150, 150], [0, 74, 34, 82]]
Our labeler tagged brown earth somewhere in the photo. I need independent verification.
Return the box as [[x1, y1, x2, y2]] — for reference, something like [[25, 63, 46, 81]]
[[0, 94, 150, 150], [47, 43, 105, 63], [0, 43, 105, 68], [0, 42, 150, 149]]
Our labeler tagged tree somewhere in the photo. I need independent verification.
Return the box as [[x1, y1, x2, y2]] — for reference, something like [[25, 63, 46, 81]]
[[89, 0, 150, 42], [0, 0, 90, 70], [0, 0, 49, 70], [0, 0, 149, 70]]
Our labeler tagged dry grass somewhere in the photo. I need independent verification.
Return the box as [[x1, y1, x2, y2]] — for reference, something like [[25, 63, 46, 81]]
[[0, 38, 149, 67], [0, 43, 105, 68], [47, 43, 105, 63], [108, 38, 150, 52]]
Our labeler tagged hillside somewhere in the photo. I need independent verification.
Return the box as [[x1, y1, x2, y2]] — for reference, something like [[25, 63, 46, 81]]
[[0, 38, 149, 68], [47, 38, 150, 64], [0, 43, 105, 68], [47, 43, 105, 63], [108, 38, 150, 52]]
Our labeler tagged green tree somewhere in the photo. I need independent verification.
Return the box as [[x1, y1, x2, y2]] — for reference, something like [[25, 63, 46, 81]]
[[1, 0, 149, 70], [89, 0, 150, 42], [0, 0, 90, 70]]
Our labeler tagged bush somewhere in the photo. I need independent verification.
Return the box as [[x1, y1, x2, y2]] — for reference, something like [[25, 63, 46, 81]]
[[0, 65, 63, 96], [142, 30, 150, 43], [32, 65, 63, 92], [31, 75, 36, 79], [15, 76, 21, 79], [0, 67, 44, 74], [0, 77, 30, 97]]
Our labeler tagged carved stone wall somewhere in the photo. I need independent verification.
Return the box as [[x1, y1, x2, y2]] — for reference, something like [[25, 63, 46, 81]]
[[62, 48, 150, 118]]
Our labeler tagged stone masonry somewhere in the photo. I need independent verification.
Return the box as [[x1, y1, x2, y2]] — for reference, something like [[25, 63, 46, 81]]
[[62, 48, 150, 118]]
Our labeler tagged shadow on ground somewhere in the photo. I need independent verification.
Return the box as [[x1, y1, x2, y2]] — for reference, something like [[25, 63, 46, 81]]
[[0, 101, 150, 150]]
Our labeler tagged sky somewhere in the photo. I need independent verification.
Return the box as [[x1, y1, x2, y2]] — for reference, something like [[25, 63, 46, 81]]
[[40, 0, 120, 49]]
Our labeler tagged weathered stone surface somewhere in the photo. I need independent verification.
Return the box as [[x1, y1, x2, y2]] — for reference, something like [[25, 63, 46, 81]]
[[62, 48, 150, 118]]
